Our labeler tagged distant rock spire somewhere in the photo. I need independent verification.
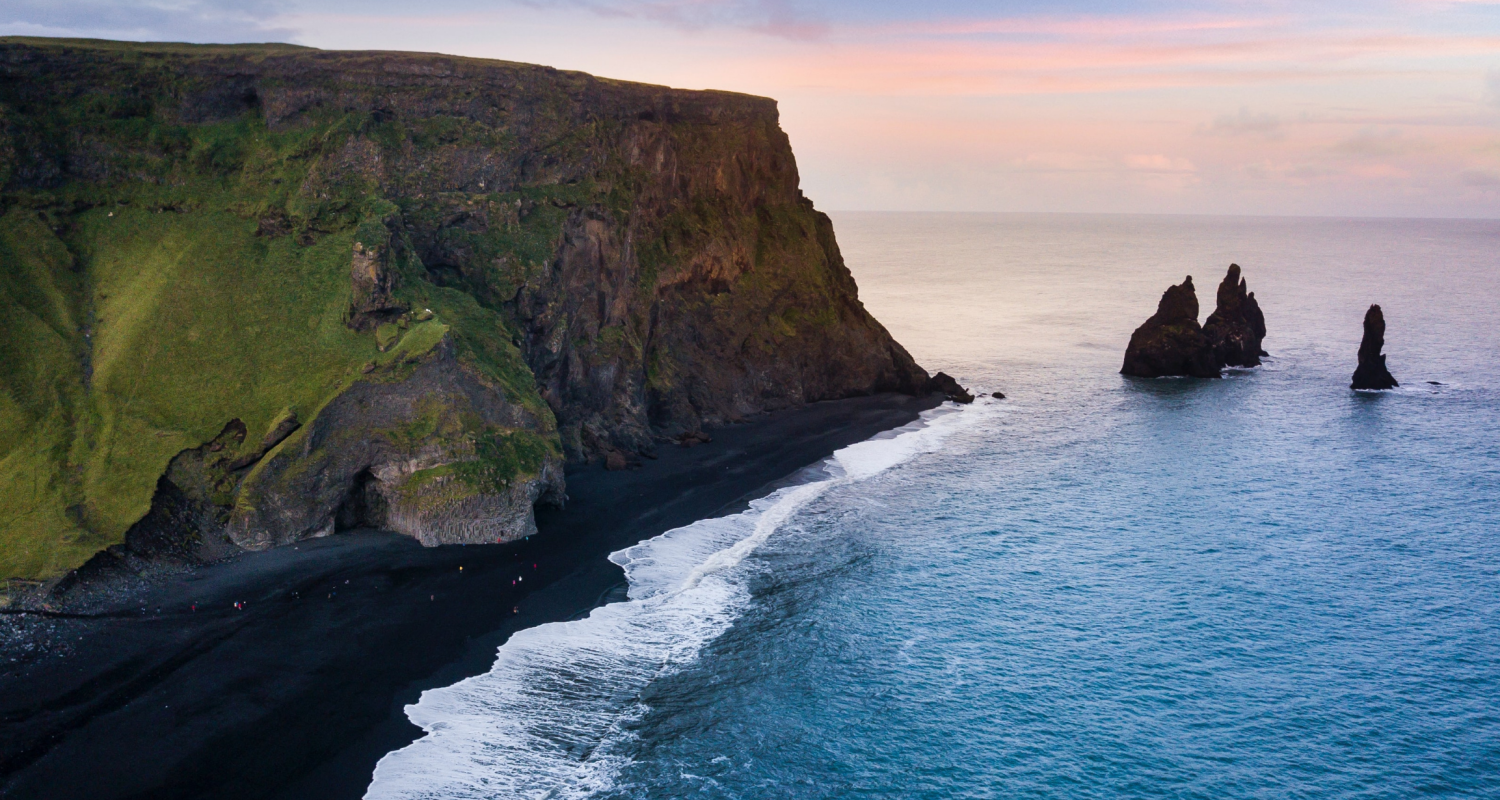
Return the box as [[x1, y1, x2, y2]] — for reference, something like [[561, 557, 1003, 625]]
[[1202, 263, 1268, 368], [1121, 276, 1219, 378], [1351, 304, 1399, 390]]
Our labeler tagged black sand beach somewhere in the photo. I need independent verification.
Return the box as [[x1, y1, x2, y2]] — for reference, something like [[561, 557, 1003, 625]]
[[0, 393, 937, 800]]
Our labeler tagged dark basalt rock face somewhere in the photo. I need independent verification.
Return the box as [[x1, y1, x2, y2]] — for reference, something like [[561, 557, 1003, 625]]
[[1202, 263, 1267, 368], [0, 39, 931, 585], [1120, 276, 1219, 378], [346, 238, 407, 330], [1351, 304, 1399, 390], [929, 372, 974, 404]]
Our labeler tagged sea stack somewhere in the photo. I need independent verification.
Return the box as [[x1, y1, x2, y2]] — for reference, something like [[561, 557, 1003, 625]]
[[929, 372, 975, 404], [1202, 263, 1268, 368], [1351, 305, 1399, 390], [1121, 276, 1219, 378]]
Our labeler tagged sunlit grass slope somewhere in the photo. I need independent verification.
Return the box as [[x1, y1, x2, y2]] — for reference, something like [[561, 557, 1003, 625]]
[[0, 48, 552, 580]]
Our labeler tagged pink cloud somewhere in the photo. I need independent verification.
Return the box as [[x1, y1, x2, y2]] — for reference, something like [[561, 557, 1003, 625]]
[[276, 3, 1500, 216], [868, 13, 1297, 40], [646, 14, 1496, 101], [1125, 154, 1196, 172]]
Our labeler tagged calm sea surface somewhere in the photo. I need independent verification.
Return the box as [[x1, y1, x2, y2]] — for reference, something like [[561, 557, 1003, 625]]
[[367, 213, 1500, 799]]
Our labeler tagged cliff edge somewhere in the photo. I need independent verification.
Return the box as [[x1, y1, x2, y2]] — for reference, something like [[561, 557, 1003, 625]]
[[0, 38, 929, 587]]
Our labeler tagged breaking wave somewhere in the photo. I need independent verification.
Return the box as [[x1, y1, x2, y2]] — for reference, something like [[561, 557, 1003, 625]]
[[364, 403, 980, 800]]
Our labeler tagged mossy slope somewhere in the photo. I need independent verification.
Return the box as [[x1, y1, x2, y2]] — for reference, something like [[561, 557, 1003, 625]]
[[0, 42, 559, 580], [0, 37, 925, 583]]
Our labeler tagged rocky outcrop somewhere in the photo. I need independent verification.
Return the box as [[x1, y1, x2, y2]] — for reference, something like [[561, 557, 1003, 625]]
[[1351, 304, 1398, 390], [1121, 276, 1219, 378], [1202, 263, 1267, 368], [929, 372, 974, 404], [0, 38, 929, 584], [54, 337, 565, 600], [229, 338, 564, 549], [347, 238, 406, 330]]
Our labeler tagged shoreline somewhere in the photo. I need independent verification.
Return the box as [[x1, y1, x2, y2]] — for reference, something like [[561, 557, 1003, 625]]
[[0, 392, 939, 800]]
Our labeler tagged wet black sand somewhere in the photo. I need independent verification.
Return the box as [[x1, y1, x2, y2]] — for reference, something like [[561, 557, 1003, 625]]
[[0, 393, 937, 800]]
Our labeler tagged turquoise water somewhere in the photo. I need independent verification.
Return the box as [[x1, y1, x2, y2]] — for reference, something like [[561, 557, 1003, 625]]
[[368, 214, 1500, 799]]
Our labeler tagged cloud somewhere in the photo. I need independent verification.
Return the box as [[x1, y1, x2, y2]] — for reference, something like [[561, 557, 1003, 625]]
[[887, 13, 1295, 42], [0, 0, 296, 43], [1009, 152, 1197, 184], [1333, 127, 1429, 157], [517, 0, 828, 40], [1203, 107, 1283, 138], [1463, 169, 1500, 187], [1348, 163, 1410, 179], [1124, 154, 1196, 172], [1012, 152, 1112, 172], [1241, 160, 1336, 183], [704, 18, 1500, 98], [8, 1, 1496, 217]]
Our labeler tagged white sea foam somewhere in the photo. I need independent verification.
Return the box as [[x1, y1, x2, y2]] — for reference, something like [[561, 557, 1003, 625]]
[[364, 402, 982, 800]]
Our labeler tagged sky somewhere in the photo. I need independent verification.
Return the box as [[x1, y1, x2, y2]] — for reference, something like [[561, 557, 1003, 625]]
[[5, 1, 1500, 218]]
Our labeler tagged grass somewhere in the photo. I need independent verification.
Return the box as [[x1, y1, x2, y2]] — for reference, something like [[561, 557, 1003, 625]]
[[390, 427, 555, 508], [0, 37, 829, 583], [0, 71, 556, 580], [395, 186, 594, 311], [0, 197, 400, 578], [0, 211, 94, 576]]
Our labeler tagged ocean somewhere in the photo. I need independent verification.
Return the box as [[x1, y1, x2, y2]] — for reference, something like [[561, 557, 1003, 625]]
[[364, 213, 1500, 799]]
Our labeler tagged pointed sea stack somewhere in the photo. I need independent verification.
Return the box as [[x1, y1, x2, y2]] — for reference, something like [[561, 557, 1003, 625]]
[[1351, 304, 1399, 390], [1121, 276, 1219, 378], [1202, 263, 1267, 368]]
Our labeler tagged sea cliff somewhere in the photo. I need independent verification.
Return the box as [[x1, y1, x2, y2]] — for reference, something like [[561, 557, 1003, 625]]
[[0, 38, 928, 587]]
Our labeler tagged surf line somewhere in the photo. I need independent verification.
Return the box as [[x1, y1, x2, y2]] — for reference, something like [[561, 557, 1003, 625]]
[[365, 402, 983, 800]]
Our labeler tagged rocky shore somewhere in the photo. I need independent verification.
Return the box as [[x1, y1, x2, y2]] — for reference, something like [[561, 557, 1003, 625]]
[[0, 37, 928, 595], [0, 37, 950, 798], [0, 393, 939, 800]]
